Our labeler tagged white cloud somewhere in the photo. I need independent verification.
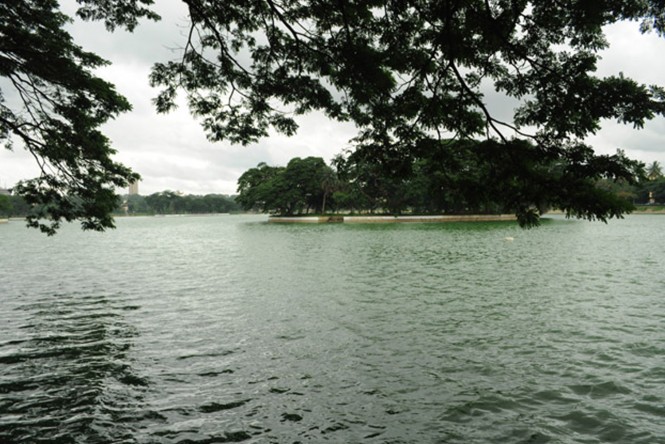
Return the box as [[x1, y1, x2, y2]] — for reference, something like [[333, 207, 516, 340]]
[[586, 22, 665, 167]]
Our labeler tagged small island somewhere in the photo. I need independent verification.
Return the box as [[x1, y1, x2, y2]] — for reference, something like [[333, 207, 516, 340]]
[[236, 147, 664, 227]]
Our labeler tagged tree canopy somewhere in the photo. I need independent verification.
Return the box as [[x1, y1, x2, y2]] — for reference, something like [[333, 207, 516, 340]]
[[238, 142, 647, 222], [3, 0, 665, 231], [0, 0, 160, 234], [646, 161, 663, 180], [237, 157, 334, 214]]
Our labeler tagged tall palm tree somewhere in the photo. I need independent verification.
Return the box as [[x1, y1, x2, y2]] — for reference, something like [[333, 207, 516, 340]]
[[647, 161, 663, 181], [320, 167, 338, 215]]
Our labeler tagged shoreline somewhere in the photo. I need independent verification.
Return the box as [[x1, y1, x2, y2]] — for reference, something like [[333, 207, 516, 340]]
[[269, 214, 518, 224], [269, 210, 665, 224], [631, 210, 665, 214]]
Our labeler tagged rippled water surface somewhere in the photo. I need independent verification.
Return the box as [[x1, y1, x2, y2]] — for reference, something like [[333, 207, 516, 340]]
[[1, 214, 665, 443]]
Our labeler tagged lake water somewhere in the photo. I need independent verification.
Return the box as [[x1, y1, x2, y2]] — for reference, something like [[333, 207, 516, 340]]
[[1, 214, 664, 443]]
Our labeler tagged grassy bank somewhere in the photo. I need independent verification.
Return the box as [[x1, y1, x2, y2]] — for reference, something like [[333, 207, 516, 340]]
[[634, 205, 665, 213]]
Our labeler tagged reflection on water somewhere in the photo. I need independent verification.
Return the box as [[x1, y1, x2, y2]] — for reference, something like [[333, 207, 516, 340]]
[[1, 214, 665, 443], [0, 291, 149, 443]]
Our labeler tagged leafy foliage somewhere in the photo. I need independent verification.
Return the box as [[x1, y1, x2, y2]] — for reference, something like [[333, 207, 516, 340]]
[[646, 161, 663, 180], [0, 194, 11, 216], [237, 157, 334, 215], [150, 0, 664, 226], [149, 1, 665, 143], [74, 0, 159, 31], [0, 0, 158, 234], [249, 140, 643, 225], [0, 194, 31, 217]]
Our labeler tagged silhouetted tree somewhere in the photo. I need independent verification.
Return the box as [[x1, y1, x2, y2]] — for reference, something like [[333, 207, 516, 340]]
[[647, 161, 663, 180], [5, 1, 665, 230]]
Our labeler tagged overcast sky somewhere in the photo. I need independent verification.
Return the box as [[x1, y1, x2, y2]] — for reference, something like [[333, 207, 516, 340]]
[[2, 2, 665, 195]]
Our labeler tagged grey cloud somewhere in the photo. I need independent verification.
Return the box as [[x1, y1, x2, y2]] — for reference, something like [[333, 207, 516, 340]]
[[62, 1, 189, 67]]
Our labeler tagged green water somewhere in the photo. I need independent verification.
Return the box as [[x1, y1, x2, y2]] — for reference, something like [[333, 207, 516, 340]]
[[1, 214, 664, 443]]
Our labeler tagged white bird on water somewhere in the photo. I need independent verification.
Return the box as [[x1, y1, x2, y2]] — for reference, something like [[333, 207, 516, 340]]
[[504, 236, 514, 241]]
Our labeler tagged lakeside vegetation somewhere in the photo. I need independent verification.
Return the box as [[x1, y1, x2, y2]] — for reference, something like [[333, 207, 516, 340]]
[[236, 143, 663, 225], [634, 205, 665, 213], [116, 192, 240, 216], [0, 191, 240, 219], [2, 158, 661, 224], [4, 3, 665, 233]]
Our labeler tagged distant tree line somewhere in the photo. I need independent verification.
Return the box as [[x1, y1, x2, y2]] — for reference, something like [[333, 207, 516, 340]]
[[117, 192, 240, 215], [602, 161, 665, 204], [2, 157, 662, 222], [236, 141, 663, 224], [0, 194, 32, 218], [0, 191, 240, 218]]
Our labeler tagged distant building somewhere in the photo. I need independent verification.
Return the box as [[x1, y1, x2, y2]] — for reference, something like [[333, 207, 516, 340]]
[[0, 188, 10, 196], [128, 180, 139, 196]]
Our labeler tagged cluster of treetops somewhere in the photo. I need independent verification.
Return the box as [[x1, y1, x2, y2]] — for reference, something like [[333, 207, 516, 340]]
[[236, 140, 665, 224]]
